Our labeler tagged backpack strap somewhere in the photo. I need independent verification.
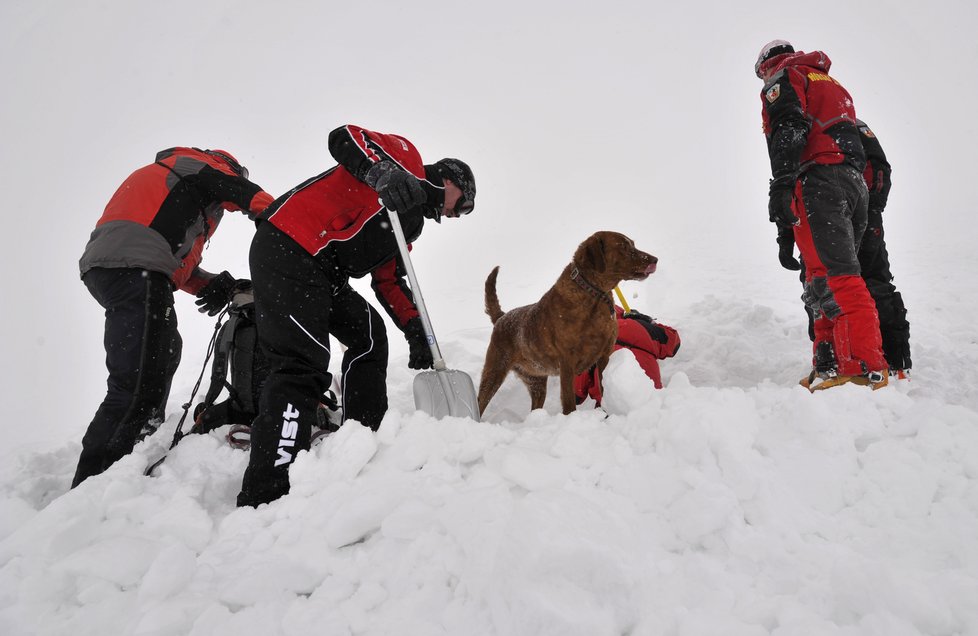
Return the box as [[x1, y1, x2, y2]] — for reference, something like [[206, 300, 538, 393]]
[[201, 312, 240, 409], [229, 309, 258, 414]]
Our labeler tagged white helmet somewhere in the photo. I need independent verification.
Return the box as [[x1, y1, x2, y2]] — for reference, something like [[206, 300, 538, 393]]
[[755, 39, 794, 78]]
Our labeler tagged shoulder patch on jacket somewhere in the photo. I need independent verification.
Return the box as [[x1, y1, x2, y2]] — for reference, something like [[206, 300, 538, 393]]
[[859, 125, 876, 138], [765, 84, 781, 103]]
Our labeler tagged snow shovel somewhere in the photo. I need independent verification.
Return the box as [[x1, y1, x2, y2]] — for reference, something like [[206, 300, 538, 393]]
[[387, 208, 481, 421]]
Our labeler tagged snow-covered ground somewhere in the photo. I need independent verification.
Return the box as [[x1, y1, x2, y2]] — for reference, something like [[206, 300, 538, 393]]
[[3, 230, 977, 635], [3, 1, 977, 634]]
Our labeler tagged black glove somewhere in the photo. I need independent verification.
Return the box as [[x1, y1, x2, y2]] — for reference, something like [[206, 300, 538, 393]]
[[195, 271, 237, 316], [622, 310, 669, 344], [366, 162, 426, 213], [403, 318, 434, 370], [768, 175, 798, 229], [776, 227, 802, 271]]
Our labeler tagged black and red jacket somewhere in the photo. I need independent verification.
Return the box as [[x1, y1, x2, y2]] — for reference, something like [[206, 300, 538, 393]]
[[856, 119, 891, 211], [262, 124, 435, 329], [760, 51, 865, 180], [80, 147, 274, 293]]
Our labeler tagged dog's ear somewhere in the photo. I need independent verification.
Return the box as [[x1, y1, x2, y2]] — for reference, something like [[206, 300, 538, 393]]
[[584, 235, 607, 273]]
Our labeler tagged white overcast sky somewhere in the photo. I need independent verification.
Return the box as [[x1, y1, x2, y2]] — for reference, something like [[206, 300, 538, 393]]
[[1, 0, 975, 446]]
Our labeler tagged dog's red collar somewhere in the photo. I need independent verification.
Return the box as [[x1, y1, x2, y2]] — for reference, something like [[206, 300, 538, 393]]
[[570, 264, 615, 315]]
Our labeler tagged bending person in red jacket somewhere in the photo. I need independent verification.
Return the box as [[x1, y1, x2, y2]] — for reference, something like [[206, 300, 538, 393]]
[[574, 307, 681, 404], [76, 148, 274, 487], [756, 40, 887, 391], [237, 124, 476, 508]]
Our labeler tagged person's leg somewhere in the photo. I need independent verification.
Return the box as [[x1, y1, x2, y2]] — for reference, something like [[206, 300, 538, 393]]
[[793, 176, 839, 375], [103, 272, 179, 465], [73, 269, 176, 487], [328, 284, 390, 430], [74, 269, 143, 486], [799, 166, 886, 377], [238, 224, 335, 507], [865, 278, 911, 372], [858, 210, 911, 371], [142, 295, 182, 438], [158, 315, 182, 421]]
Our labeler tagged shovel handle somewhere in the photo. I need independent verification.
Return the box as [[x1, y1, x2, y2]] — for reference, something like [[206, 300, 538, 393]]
[[614, 286, 631, 313], [386, 208, 445, 367]]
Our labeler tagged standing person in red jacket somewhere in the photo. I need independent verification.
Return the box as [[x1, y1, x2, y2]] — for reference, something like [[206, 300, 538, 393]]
[[237, 124, 476, 507], [75, 148, 274, 487], [755, 40, 888, 391], [781, 119, 913, 378], [574, 307, 681, 404]]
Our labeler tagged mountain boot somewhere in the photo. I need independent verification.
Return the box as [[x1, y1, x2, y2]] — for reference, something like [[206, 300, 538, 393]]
[[810, 369, 888, 392], [849, 370, 889, 390], [806, 370, 853, 392]]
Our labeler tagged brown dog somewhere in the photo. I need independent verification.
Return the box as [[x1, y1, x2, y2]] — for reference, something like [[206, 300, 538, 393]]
[[478, 231, 658, 416]]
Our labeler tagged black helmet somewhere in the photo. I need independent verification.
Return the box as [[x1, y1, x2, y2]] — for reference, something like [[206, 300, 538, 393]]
[[424, 158, 476, 216]]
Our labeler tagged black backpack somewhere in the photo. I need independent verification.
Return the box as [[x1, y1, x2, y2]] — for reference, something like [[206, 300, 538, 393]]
[[189, 289, 342, 448], [190, 289, 268, 433], [144, 289, 341, 475]]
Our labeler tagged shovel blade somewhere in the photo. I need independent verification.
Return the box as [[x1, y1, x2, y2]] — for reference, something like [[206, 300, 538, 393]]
[[413, 369, 481, 421]]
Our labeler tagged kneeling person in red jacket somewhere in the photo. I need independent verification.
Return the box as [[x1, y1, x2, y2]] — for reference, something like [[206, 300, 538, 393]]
[[575, 307, 681, 404]]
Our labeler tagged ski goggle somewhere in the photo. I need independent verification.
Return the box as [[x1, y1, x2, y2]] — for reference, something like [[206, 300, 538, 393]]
[[454, 193, 475, 216]]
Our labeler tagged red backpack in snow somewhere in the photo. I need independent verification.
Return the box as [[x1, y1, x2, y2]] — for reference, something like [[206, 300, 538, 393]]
[[574, 307, 681, 405]]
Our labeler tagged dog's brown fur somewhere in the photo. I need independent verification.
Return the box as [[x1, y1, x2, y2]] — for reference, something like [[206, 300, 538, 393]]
[[478, 231, 658, 415]]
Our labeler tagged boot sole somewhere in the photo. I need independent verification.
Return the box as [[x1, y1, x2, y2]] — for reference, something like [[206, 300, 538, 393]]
[[810, 374, 888, 392]]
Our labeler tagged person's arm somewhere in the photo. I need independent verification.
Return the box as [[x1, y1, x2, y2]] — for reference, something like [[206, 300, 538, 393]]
[[858, 122, 892, 212], [620, 311, 681, 358], [370, 253, 435, 369], [194, 166, 274, 219], [328, 125, 426, 212], [328, 124, 408, 183], [370, 254, 420, 328], [761, 69, 810, 231], [647, 323, 681, 359], [182, 266, 217, 296], [762, 69, 811, 182]]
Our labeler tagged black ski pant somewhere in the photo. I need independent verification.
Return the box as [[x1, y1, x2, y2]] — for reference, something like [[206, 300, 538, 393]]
[[73, 268, 181, 487], [803, 207, 911, 370], [238, 222, 389, 508], [858, 208, 911, 370]]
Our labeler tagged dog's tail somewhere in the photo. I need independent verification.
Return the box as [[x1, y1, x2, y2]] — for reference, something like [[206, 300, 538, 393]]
[[485, 266, 504, 324]]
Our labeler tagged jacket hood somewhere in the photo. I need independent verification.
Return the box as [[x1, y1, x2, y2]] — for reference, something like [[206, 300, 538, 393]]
[[154, 147, 247, 178], [762, 50, 832, 79], [155, 147, 203, 162]]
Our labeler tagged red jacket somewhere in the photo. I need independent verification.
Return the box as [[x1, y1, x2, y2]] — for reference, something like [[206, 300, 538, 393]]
[[574, 307, 681, 404], [760, 51, 865, 180], [261, 125, 432, 328], [80, 147, 274, 293], [263, 125, 425, 256]]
